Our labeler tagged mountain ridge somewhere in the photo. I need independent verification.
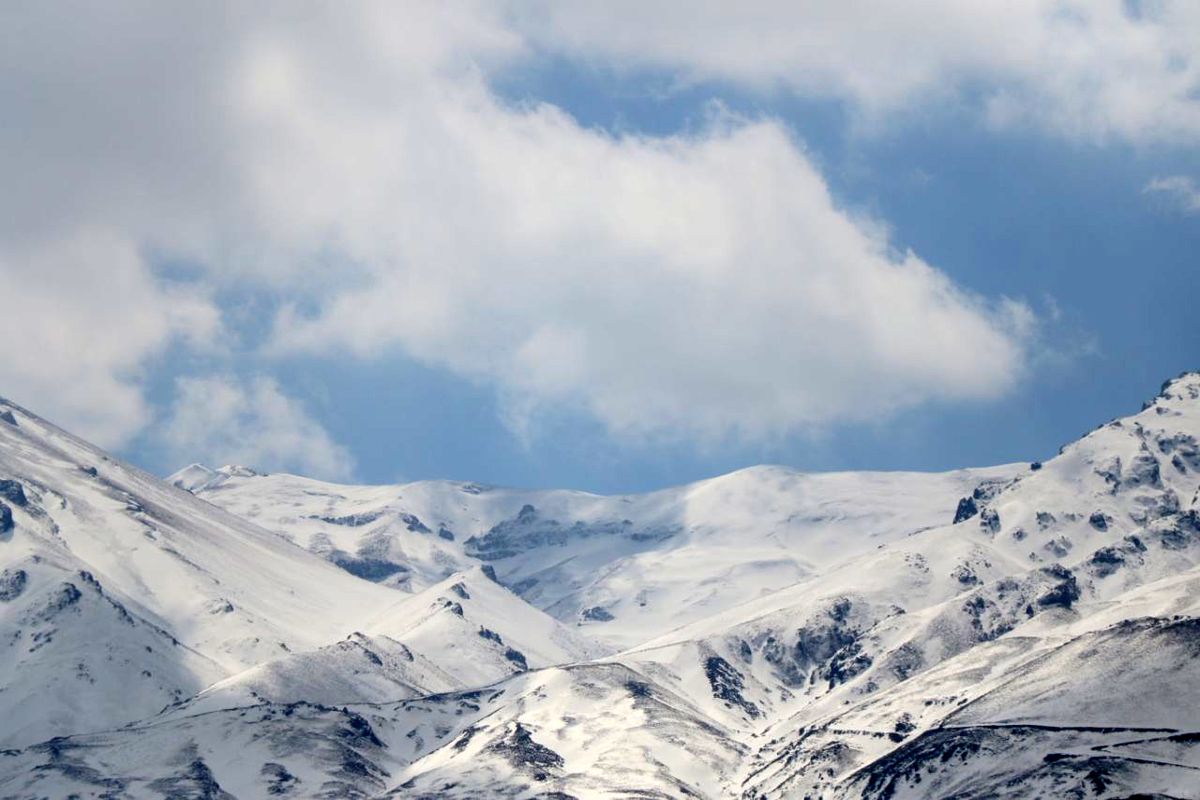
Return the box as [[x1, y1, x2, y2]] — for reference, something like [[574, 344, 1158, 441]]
[[0, 372, 1197, 797]]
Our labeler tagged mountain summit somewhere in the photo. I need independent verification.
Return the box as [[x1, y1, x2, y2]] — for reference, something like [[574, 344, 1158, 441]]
[[1, 373, 1198, 797]]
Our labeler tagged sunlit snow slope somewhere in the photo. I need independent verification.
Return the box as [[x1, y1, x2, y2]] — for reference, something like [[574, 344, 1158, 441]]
[[172, 459, 1021, 649], [1, 372, 1198, 799]]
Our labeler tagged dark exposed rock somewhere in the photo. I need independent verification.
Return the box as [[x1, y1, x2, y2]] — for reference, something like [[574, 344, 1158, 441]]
[[0, 501, 11, 534], [962, 594, 1015, 642], [888, 713, 917, 742], [148, 757, 236, 799], [972, 479, 1010, 503], [761, 635, 804, 685], [703, 655, 760, 718], [503, 647, 528, 671], [1036, 511, 1057, 530], [437, 526, 455, 541], [480, 565, 498, 582], [979, 507, 1001, 535], [207, 598, 235, 614], [824, 641, 873, 688], [952, 564, 980, 586], [312, 510, 384, 527], [0, 479, 27, 506], [436, 599, 464, 616], [478, 627, 503, 644], [1122, 448, 1162, 490], [953, 496, 978, 524], [1088, 511, 1110, 531], [398, 513, 431, 534], [338, 709, 385, 748], [452, 725, 478, 752], [331, 556, 407, 582], [1130, 489, 1180, 523], [449, 582, 470, 600], [79, 465, 98, 478], [853, 727, 998, 799], [261, 762, 300, 795], [0, 568, 27, 601], [1158, 432, 1200, 474], [1043, 536, 1072, 558], [1159, 510, 1200, 550], [762, 598, 865, 689], [580, 606, 614, 622], [0, 409, 16, 426], [887, 643, 924, 681], [487, 722, 564, 779], [1094, 457, 1122, 490], [35, 582, 82, 622], [1087, 536, 1146, 578], [1030, 461, 1043, 471], [1035, 565, 1079, 610]]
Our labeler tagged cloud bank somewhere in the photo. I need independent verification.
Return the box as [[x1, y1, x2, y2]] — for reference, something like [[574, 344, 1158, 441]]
[[517, 1, 1200, 144], [6, 2, 1191, 456]]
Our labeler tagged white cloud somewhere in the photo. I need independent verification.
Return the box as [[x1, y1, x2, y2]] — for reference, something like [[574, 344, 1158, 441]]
[[268, 109, 1032, 440], [0, 3, 1074, 448], [1144, 175, 1200, 213], [515, 1, 1200, 144], [162, 375, 354, 480], [0, 230, 218, 446]]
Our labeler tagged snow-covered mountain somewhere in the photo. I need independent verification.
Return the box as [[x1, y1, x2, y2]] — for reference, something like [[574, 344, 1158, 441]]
[[168, 459, 1021, 649], [1, 372, 1199, 798]]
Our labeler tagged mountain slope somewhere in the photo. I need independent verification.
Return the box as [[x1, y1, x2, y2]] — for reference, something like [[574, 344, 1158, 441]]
[[1, 373, 1198, 798], [171, 459, 1023, 649], [0, 396, 405, 747]]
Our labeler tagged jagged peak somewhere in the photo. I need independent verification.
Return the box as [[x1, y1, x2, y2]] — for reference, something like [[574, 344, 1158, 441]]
[[1155, 370, 1200, 403]]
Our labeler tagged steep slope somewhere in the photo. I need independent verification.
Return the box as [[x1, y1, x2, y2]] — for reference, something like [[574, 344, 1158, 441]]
[[648, 372, 1200, 798], [174, 632, 462, 715], [0, 662, 746, 800], [2, 372, 1199, 799], [367, 567, 609, 687], [173, 567, 607, 717], [172, 460, 1022, 649], [0, 396, 408, 747]]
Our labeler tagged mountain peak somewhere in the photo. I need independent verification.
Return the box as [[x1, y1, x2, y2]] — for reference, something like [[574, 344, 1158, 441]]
[[167, 463, 262, 493], [1155, 370, 1200, 405]]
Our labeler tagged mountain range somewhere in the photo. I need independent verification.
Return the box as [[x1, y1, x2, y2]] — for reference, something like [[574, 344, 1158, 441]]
[[1, 373, 1198, 798]]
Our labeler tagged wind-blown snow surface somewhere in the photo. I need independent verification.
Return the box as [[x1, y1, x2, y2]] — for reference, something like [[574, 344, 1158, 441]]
[[2, 373, 1200, 798]]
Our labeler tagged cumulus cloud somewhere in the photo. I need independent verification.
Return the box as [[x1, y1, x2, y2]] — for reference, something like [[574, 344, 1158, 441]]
[[268, 109, 1032, 439], [516, 1, 1200, 143], [1144, 175, 1200, 213], [0, 2, 1120, 449], [161, 375, 354, 480], [0, 230, 218, 446]]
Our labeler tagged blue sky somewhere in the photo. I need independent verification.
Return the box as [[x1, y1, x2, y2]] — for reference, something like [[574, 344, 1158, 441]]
[[3, 3, 1199, 493]]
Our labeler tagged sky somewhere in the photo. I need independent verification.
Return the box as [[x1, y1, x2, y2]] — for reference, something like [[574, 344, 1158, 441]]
[[1, 1, 1198, 493]]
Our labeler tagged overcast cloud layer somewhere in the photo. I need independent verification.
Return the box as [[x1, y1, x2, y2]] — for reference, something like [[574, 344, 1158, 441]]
[[2, 1, 1197, 474]]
